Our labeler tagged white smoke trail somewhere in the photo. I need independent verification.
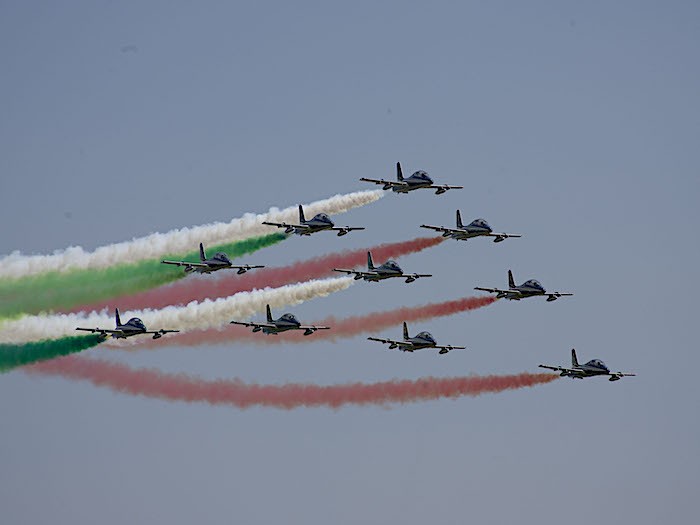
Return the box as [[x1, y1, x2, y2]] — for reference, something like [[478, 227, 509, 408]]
[[0, 190, 383, 279], [0, 277, 353, 345]]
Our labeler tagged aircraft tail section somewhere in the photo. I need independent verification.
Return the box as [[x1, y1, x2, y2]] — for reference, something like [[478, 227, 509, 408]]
[[298, 205, 306, 224], [115, 308, 122, 327], [199, 243, 206, 262], [396, 162, 404, 182], [456, 210, 464, 229], [403, 322, 409, 340], [266, 304, 273, 323], [508, 270, 516, 289], [367, 251, 375, 270], [571, 349, 579, 368]]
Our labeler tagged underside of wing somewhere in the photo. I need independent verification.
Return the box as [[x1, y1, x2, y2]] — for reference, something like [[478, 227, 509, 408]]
[[329, 227, 365, 231], [427, 184, 464, 190], [359, 178, 404, 187], [487, 233, 522, 238], [300, 325, 330, 331], [420, 224, 456, 233], [539, 364, 570, 373], [161, 260, 208, 268], [474, 287, 503, 294]]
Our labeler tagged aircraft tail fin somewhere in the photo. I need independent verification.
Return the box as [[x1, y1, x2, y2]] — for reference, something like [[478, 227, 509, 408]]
[[456, 210, 464, 228], [571, 349, 579, 368], [115, 308, 122, 327], [367, 251, 375, 270], [266, 304, 273, 323], [298, 204, 306, 224], [403, 322, 409, 340], [199, 243, 206, 262], [396, 162, 404, 181], [508, 270, 516, 289]]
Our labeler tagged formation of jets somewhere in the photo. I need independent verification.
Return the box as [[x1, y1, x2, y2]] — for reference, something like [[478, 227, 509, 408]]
[[74, 161, 633, 383], [333, 251, 432, 283], [368, 322, 466, 354], [76, 308, 179, 340]]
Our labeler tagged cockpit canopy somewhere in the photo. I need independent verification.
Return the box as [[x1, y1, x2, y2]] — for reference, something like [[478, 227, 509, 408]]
[[313, 213, 332, 223], [128, 318, 145, 329], [471, 218, 491, 230], [523, 279, 544, 290], [280, 313, 299, 324], [416, 331, 435, 343], [585, 359, 608, 370], [214, 252, 231, 263], [411, 170, 433, 183], [384, 260, 401, 271]]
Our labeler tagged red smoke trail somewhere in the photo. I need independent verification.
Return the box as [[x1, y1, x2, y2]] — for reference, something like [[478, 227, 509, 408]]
[[137, 295, 497, 348], [28, 355, 558, 409], [71, 237, 444, 313]]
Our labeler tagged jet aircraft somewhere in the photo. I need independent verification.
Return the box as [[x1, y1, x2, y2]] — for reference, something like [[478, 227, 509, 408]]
[[421, 210, 521, 243], [368, 322, 466, 354], [333, 251, 432, 283], [161, 243, 265, 274], [262, 205, 364, 236], [475, 270, 573, 302], [76, 308, 179, 340], [230, 304, 330, 336], [539, 349, 636, 381], [360, 162, 463, 195]]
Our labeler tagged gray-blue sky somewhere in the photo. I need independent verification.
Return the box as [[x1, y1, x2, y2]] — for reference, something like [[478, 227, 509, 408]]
[[1, 1, 698, 523]]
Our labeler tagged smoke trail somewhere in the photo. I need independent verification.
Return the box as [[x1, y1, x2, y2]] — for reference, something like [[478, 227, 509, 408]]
[[0, 335, 103, 373], [142, 296, 496, 348], [0, 277, 354, 345], [0, 190, 383, 279], [0, 234, 286, 318], [74, 237, 444, 313], [28, 355, 559, 409]]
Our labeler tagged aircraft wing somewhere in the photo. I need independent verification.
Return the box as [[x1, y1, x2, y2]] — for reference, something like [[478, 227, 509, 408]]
[[298, 325, 331, 331], [333, 268, 376, 278], [474, 286, 510, 294], [75, 327, 122, 336], [144, 329, 179, 334], [435, 345, 467, 351], [329, 226, 365, 233], [610, 372, 636, 378], [161, 260, 209, 268], [420, 224, 459, 234], [538, 364, 574, 373], [229, 321, 276, 329], [547, 292, 574, 300], [359, 177, 407, 188], [229, 265, 265, 274], [427, 184, 463, 190], [262, 221, 308, 230], [486, 232, 522, 239], [367, 337, 412, 349]]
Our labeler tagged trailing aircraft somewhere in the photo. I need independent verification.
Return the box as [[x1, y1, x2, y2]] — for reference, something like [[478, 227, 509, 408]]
[[76, 308, 179, 340], [475, 270, 573, 302], [262, 205, 364, 236], [161, 243, 264, 274], [360, 162, 463, 195], [230, 304, 330, 336], [333, 251, 432, 283], [539, 349, 636, 381], [421, 210, 521, 243], [368, 322, 466, 354]]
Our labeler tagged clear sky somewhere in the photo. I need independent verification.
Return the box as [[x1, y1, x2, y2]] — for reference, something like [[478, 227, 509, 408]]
[[1, 1, 698, 523]]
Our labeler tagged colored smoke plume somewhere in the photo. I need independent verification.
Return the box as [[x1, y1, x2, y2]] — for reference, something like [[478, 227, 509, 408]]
[[0, 335, 103, 373], [0, 189, 383, 279], [142, 295, 496, 348], [76, 236, 444, 313], [28, 355, 559, 409], [0, 278, 354, 345], [0, 234, 285, 318]]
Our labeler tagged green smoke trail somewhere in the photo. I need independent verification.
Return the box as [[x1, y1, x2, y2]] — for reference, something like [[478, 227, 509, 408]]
[[0, 334, 104, 373], [0, 233, 286, 318]]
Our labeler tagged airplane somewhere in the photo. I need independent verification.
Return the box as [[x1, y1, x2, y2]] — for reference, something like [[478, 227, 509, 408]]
[[539, 349, 636, 382], [229, 304, 330, 336], [333, 251, 432, 283], [161, 243, 265, 275], [368, 322, 466, 355], [360, 162, 463, 195], [262, 205, 365, 237], [75, 308, 179, 340], [420, 210, 521, 243], [474, 270, 573, 302]]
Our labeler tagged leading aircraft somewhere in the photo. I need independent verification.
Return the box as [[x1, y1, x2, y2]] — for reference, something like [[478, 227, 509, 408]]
[[262, 205, 365, 237], [368, 322, 466, 354], [475, 270, 573, 302], [230, 304, 330, 336], [539, 349, 636, 382], [161, 243, 265, 274], [421, 210, 521, 243], [76, 308, 179, 340], [333, 251, 432, 283], [360, 162, 463, 195]]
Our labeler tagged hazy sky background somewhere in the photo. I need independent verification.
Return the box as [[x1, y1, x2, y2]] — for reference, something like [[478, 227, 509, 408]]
[[1, 1, 698, 524]]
